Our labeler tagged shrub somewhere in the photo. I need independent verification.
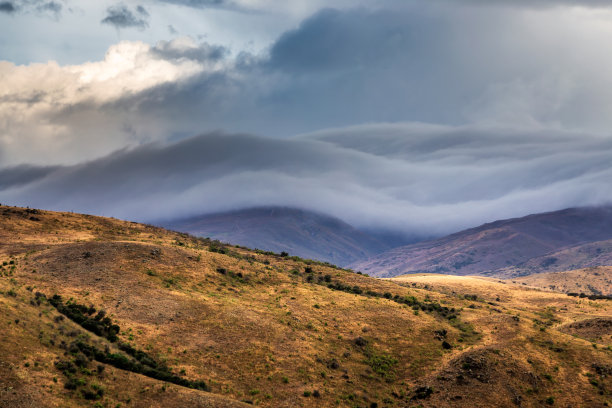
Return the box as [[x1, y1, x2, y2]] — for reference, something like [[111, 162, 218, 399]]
[[48, 295, 120, 342], [366, 351, 397, 380], [413, 386, 433, 399], [354, 337, 368, 347]]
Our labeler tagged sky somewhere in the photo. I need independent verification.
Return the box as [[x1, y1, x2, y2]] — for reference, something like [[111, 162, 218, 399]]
[[2, 0, 612, 238]]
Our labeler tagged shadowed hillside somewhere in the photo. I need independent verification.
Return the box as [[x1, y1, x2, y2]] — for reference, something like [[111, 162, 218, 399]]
[[351, 206, 612, 278], [161, 207, 409, 267], [1, 205, 611, 407]]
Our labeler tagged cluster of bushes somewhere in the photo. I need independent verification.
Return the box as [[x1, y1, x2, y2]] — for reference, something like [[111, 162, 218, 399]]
[[216, 267, 248, 283], [72, 341, 209, 391], [250, 248, 342, 270], [0, 260, 16, 276], [303, 272, 458, 320], [567, 292, 612, 300], [326, 281, 364, 295], [55, 347, 106, 400], [208, 244, 228, 254], [47, 294, 120, 342], [210, 244, 257, 263], [46, 294, 209, 391]]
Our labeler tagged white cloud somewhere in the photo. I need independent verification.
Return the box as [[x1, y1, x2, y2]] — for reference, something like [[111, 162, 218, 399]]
[[0, 37, 227, 165]]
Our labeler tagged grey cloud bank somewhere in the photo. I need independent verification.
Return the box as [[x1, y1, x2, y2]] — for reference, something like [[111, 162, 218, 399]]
[[2, 125, 612, 239]]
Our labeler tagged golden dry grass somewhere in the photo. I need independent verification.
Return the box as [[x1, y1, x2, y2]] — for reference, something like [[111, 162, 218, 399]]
[[1, 205, 611, 407], [511, 266, 612, 296]]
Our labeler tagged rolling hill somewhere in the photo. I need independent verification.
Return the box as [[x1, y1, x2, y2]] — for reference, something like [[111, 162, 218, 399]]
[[1, 205, 611, 407], [511, 266, 612, 297], [351, 206, 612, 278], [161, 207, 409, 267]]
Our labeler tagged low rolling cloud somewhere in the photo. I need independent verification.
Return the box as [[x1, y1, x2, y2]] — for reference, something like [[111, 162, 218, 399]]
[[2, 126, 612, 238]]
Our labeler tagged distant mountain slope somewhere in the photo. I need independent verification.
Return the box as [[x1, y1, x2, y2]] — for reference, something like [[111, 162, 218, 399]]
[[511, 266, 612, 296], [162, 207, 407, 267], [351, 206, 612, 277], [495, 239, 612, 278]]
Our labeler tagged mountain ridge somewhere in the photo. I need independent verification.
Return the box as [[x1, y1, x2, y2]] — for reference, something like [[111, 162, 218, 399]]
[[161, 206, 411, 267], [351, 205, 612, 277]]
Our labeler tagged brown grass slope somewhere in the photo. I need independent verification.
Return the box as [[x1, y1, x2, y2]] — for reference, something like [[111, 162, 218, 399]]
[[0, 205, 610, 407], [351, 206, 612, 278], [511, 266, 612, 296]]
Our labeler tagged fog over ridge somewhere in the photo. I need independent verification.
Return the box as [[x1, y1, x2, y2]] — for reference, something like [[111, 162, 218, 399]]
[[2, 124, 611, 239]]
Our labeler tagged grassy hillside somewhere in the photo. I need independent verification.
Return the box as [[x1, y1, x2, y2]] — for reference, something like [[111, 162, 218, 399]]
[[1, 205, 611, 407], [511, 266, 612, 296]]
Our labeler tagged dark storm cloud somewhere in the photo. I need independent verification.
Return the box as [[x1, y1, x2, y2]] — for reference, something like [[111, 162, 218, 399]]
[[0, 0, 62, 16], [2, 127, 612, 237], [80, 7, 465, 139], [101, 3, 149, 30], [0, 2, 16, 13]]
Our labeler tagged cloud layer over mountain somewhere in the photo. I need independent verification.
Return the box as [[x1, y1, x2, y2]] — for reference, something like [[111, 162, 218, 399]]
[[2, 125, 612, 238]]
